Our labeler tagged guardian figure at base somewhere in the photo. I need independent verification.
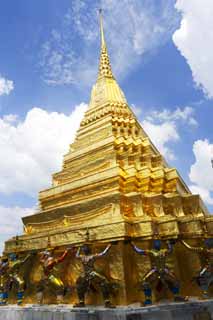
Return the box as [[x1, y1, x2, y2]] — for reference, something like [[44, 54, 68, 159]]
[[36, 248, 70, 304], [0, 256, 9, 305], [181, 238, 213, 298], [7, 252, 33, 305], [130, 239, 184, 305], [74, 243, 115, 308]]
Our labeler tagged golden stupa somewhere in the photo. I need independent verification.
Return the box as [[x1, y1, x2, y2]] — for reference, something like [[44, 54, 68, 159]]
[[4, 11, 213, 305]]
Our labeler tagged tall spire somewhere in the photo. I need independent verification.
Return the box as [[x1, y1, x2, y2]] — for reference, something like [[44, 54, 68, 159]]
[[99, 9, 106, 49], [88, 9, 127, 110], [98, 9, 114, 79]]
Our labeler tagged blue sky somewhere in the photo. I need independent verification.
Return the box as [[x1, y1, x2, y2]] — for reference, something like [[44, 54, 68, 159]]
[[0, 0, 213, 252]]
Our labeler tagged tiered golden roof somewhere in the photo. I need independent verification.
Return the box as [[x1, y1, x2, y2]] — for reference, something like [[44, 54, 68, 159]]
[[5, 10, 212, 253]]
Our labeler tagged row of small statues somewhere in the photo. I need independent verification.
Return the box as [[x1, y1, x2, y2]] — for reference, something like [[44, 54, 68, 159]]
[[0, 238, 213, 307]]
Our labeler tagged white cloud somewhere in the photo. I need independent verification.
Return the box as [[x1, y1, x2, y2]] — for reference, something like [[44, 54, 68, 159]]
[[40, 0, 179, 86], [173, 0, 213, 98], [142, 106, 196, 160], [147, 106, 197, 124], [0, 103, 87, 196], [2, 114, 18, 124], [0, 206, 33, 253], [0, 76, 14, 96], [189, 139, 213, 205]]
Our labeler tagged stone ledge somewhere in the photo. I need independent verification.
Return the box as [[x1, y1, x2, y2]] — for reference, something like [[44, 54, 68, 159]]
[[0, 300, 213, 320]]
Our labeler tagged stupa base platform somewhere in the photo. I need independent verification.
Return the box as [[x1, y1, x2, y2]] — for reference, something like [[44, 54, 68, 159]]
[[0, 300, 213, 320]]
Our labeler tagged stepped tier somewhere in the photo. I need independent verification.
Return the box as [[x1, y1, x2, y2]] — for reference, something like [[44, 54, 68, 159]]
[[5, 104, 210, 252], [5, 192, 212, 253]]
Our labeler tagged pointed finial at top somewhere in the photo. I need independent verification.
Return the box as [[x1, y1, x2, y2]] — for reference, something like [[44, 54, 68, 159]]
[[99, 9, 106, 48], [97, 9, 114, 79]]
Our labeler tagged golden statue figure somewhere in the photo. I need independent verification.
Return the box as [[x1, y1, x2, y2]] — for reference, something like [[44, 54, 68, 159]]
[[7, 252, 32, 305], [0, 256, 9, 305], [130, 239, 184, 305], [74, 243, 115, 308], [181, 239, 213, 298], [36, 248, 70, 304]]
